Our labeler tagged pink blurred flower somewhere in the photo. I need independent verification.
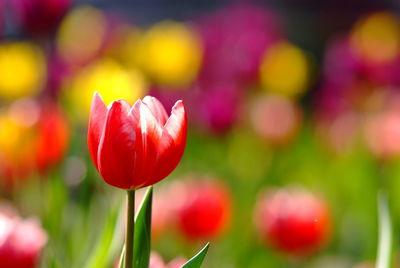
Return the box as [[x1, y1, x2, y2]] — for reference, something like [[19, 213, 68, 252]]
[[0, 207, 47, 268], [148, 252, 187, 268], [316, 111, 361, 154], [250, 94, 302, 146], [364, 94, 400, 158], [167, 257, 187, 268], [149, 252, 166, 268]]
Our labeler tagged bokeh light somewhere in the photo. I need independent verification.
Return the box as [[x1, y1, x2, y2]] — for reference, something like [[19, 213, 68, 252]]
[[0, 42, 46, 100], [64, 58, 147, 119], [136, 21, 202, 87]]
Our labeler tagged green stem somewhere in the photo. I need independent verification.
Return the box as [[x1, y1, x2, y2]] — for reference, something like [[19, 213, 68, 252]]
[[125, 190, 135, 268]]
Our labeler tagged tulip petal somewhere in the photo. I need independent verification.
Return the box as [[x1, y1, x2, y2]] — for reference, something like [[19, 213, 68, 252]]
[[164, 100, 187, 142], [97, 100, 137, 189], [88, 92, 107, 169], [142, 96, 169, 126], [143, 100, 187, 186], [134, 103, 164, 187]]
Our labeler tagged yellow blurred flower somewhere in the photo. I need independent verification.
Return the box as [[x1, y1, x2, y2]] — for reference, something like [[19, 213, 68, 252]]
[[259, 42, 310, 98], [118, 27, 143, 67], [350, 12, 400, 64], [136, 21, 202, 87], [56, 6, 107, 65], [0, 102, 39, 173], [0, 42, 46, 100], [65, 58, 147, 119]]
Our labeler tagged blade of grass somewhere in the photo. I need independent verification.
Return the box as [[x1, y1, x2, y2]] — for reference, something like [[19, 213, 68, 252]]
[[119, 246, 125, 268], [376, 191, 392, 268], [83, 201, 123, 268]]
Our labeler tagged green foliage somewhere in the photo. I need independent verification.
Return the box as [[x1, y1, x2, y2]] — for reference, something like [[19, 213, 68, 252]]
[[83, 201, 123, 268], [181, 243, 210, 268], [134, 187, 153, 268]]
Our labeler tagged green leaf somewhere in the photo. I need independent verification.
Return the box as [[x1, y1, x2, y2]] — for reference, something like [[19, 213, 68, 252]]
[[83, 201, 123, 268], [181, 243, 210, 268], [118, 247, 125, 268], [376, 192, 392, 268], [134, 187, 153, 268]]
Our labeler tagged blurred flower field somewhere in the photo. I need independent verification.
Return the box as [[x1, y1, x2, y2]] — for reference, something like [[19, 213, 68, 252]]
[[1, 0, 400, 267]]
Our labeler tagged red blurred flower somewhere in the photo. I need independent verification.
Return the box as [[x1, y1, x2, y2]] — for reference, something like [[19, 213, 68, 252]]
[[254, 187, 331, 256], [12, 0, 71, 37], [35, 102, 70, 172], [0, 98, 69, 184], [174, 178, 232, 240], [88, 92, 187, 190], [0, 207, 47, 268]]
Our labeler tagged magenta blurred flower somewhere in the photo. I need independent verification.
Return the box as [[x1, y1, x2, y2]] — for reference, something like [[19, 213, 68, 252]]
[[174, 178, 232, 241], [195, 82, 242, 134], [318, 25, 400, 122], [322, 37, 359, 89], [195, 3, 281, 85], [12, 0, 71, 37], [0, 208, 47, 268], [254, 187, 331, 256], [0, 2, 3, 36], [150, 82, 242, 134], [45, 53, 71, 96]]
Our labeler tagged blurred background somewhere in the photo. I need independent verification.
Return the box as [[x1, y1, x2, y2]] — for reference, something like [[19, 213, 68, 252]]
[[1, 0, 400, 267]]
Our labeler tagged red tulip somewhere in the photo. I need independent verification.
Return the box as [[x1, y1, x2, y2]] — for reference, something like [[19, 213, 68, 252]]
[[175, 178, 232, 240], [254, 188, 330, 256], [88, 92, 187, 190]]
